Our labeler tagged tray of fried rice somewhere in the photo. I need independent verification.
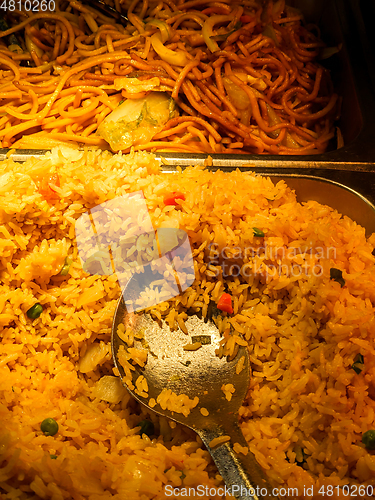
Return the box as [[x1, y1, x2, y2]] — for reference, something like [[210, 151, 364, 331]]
[[0, 146, 375, 499]]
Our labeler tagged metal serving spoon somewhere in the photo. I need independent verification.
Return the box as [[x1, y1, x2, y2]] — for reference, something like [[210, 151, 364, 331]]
[[111, 276, 278, 500]]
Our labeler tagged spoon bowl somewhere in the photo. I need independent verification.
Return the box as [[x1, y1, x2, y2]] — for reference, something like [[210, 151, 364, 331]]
[[112, 301, 249, 428], [112, 275, 278, 500]]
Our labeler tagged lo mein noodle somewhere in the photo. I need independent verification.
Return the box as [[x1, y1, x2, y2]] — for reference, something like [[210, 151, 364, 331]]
[[0, 0, 340, 154]]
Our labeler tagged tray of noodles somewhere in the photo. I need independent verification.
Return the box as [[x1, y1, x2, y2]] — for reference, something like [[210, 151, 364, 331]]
[[0, 0, 375, 164], [0, 146, 375, 499]]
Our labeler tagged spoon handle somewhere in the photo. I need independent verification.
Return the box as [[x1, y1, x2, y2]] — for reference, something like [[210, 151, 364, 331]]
[[197, 422, 279, 500]]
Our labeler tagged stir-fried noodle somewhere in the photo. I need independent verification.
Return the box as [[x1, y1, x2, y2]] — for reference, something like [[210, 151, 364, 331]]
[[0, 0, 340, 153]]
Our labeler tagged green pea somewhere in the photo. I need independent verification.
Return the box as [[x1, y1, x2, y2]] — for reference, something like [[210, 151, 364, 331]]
[[59, 257, 72, 276], [138, 419, 154, 437], [27, 303, 43, 319], [50, 455, 57, 459], [40, 418, 59, 436], [253, 227, 265, 238], [362, 430, 375, 450]]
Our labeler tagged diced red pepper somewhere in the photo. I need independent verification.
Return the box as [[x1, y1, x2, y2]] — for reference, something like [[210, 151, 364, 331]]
[[36, 173, 60, 200], [240, 15, 254, 24], [217, 293, 233, 314], [163, 191, 185, 206]]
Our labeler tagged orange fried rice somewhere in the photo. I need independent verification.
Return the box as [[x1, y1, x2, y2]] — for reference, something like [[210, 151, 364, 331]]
[[0, 147, 375, 499]]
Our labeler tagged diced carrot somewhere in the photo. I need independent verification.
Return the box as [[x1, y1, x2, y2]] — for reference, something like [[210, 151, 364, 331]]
[[163, 191, 185, 206], [36, 173, 60, 200], [217, 293, 233, 314]]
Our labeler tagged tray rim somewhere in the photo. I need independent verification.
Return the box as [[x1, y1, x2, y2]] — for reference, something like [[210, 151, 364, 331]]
[[1, 148, 375, 171]]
